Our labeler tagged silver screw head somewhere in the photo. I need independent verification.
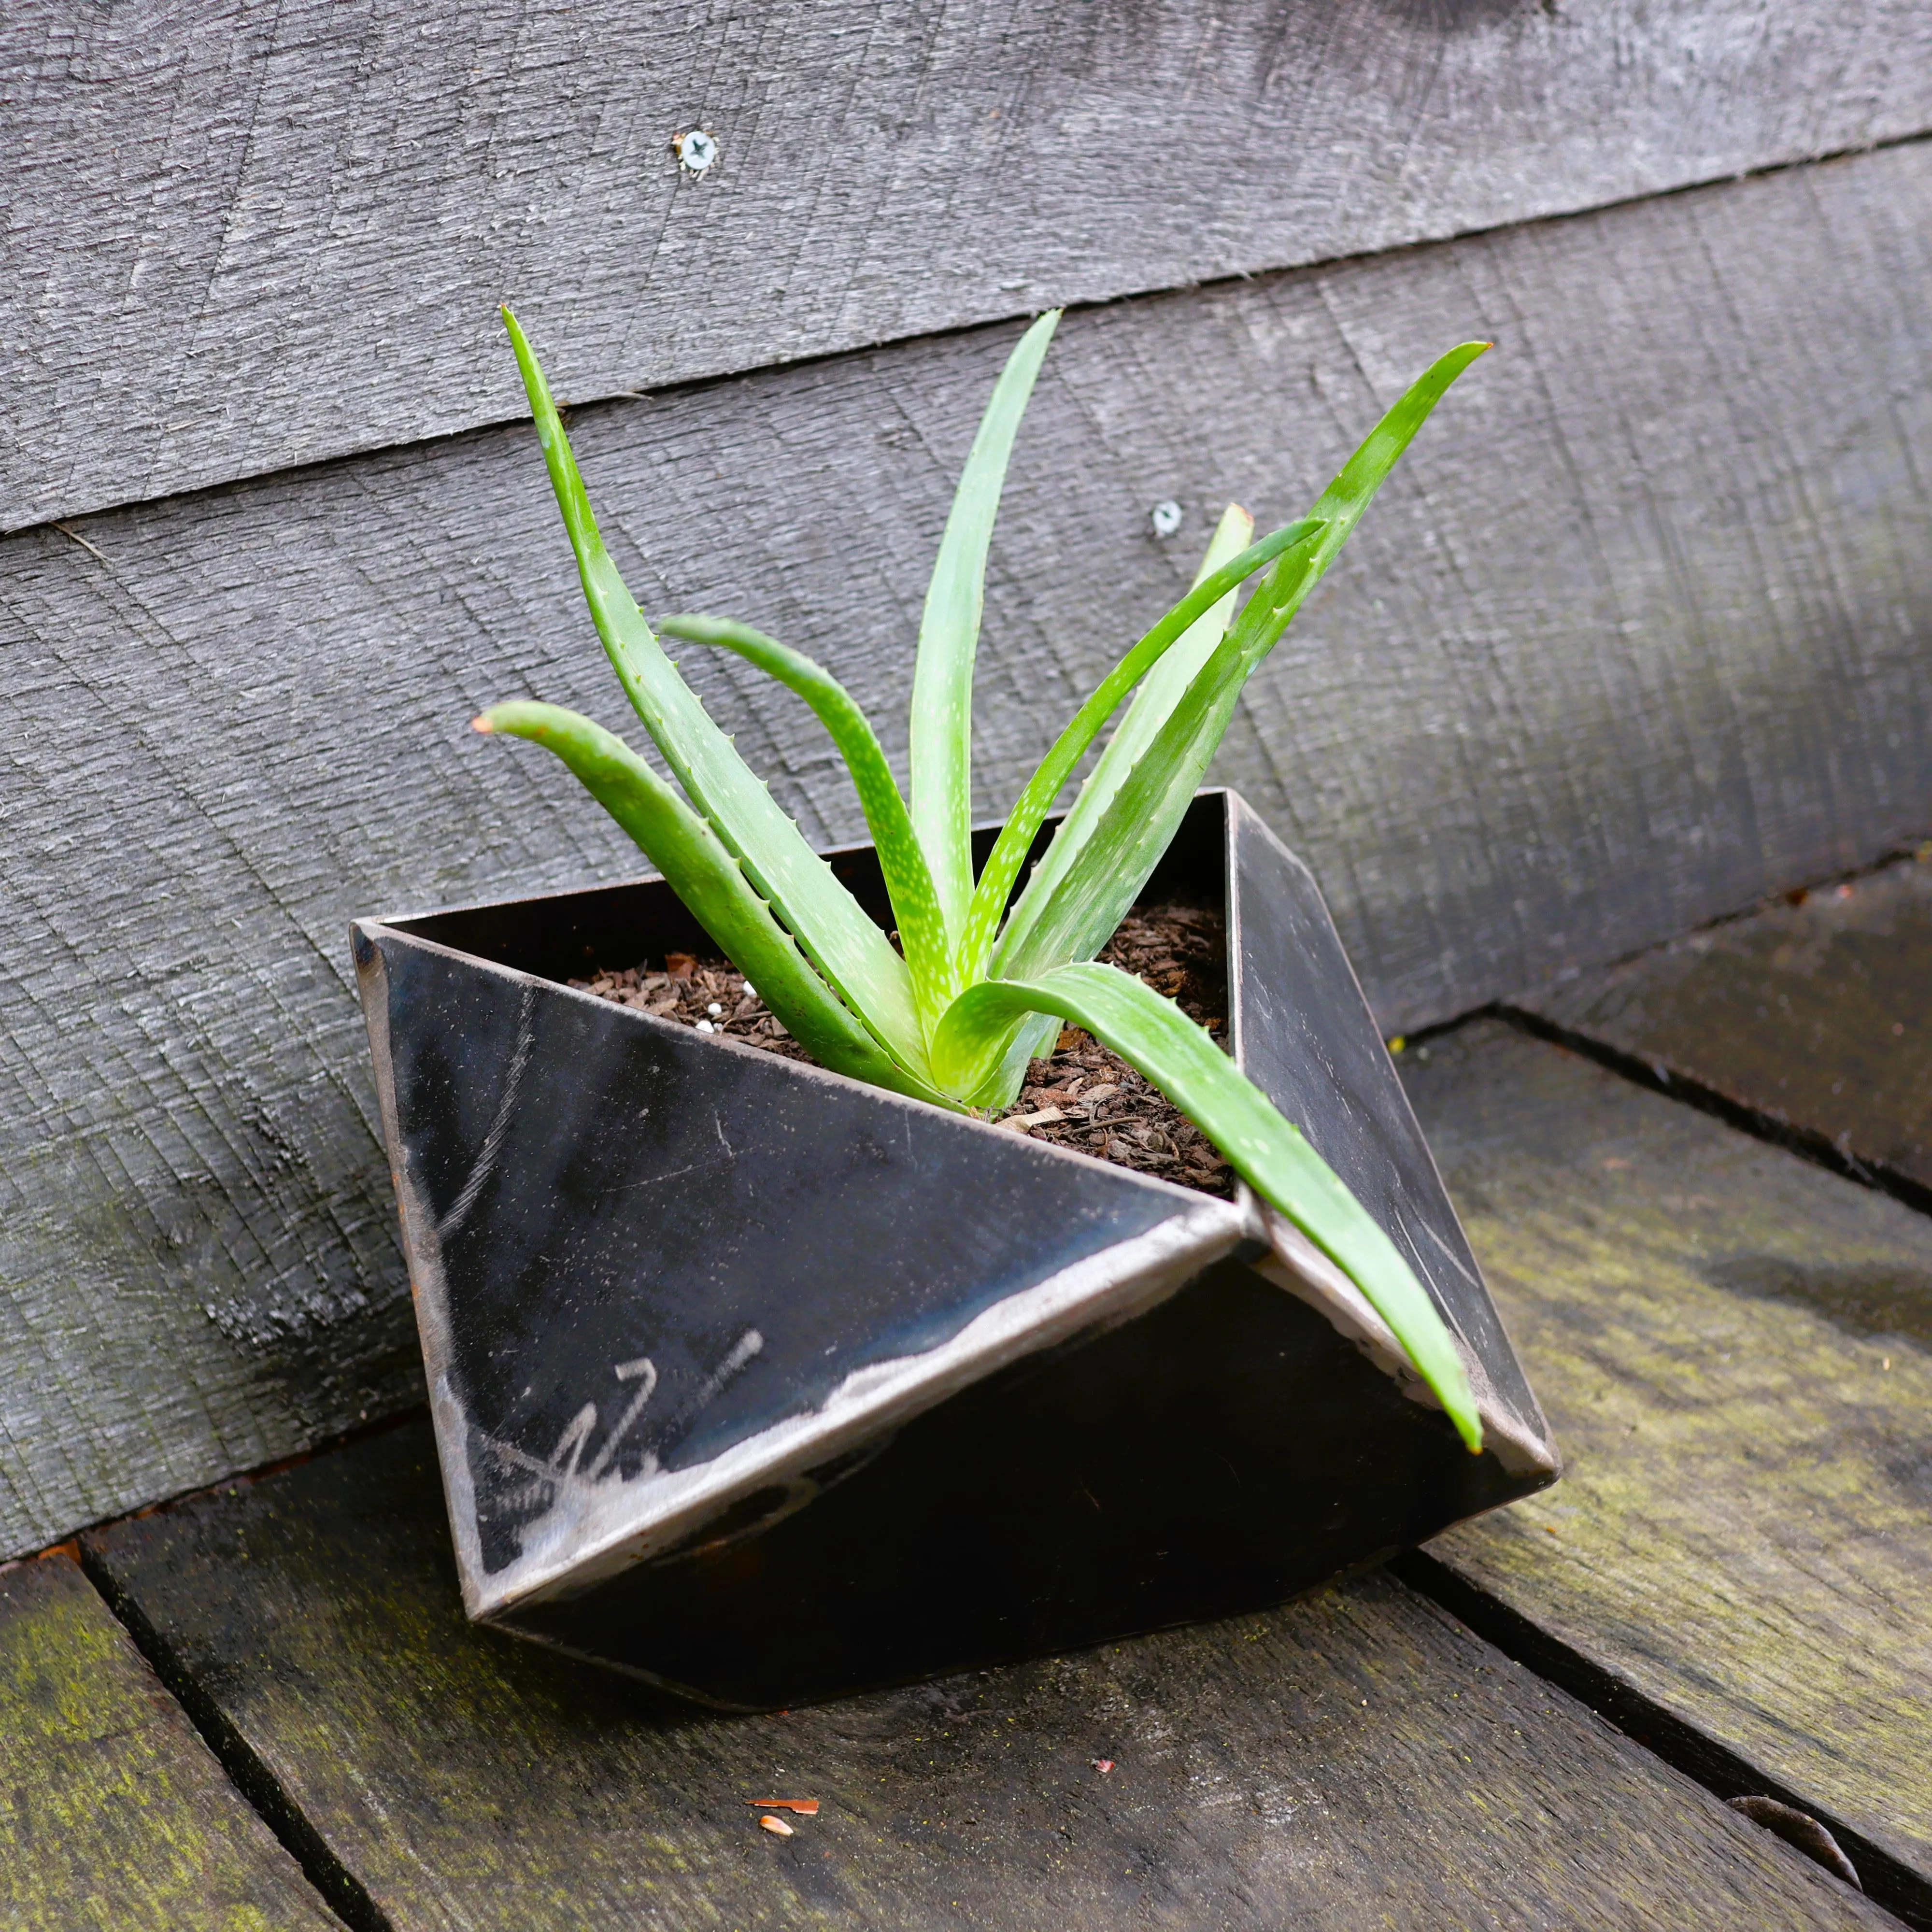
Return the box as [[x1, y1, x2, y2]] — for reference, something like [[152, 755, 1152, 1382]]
[[673, 128, 719, 177], [1150, 499, 1184, 539]]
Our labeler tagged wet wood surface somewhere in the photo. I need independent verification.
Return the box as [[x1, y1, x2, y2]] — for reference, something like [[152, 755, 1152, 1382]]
[[0, 1551, 336, 1931], [5, 138, 1932, 1557], [1403, 1022, 1932, 1906], [10, 0, 1932, 527], [84, 1421, 1891, 1932], [1514, 851, 1932, 1196]]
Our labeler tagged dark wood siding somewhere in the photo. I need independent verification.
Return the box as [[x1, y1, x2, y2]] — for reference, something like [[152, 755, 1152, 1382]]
[[2, 9, 1929, 1550], [7, 0, 1932, 525]]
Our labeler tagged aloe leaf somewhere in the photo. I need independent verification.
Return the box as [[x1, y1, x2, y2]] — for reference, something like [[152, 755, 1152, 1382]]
[[500, 308, 930, 1082], [474, 702, 953, 1106], [953, 510, 1270, 1108], [930, 962, 1480, 1448], [909, 310, 1061, 945], [1003, 503, 1255, 940], [1253, 341, 1492, 643], [998, 341, 1489, 981], [956, 514, 1321, 986], [658, 613, 956, 1036], [992, 606, 1262, 987]]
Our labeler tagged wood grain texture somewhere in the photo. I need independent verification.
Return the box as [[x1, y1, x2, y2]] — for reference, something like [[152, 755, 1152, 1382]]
[[4, 141, 1932, 1556], [7, 0, 1932, 527], [83, 1423, 1894, 1932], [1403, 1022, 1932, 1892], [0, 1551, 337, 1931], [1516, 850, 1932, 1192]]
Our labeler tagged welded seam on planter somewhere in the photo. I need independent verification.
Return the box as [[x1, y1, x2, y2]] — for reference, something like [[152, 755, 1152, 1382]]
[[456, 1200, 1250, 1618], [17, 126, 1932, 541], [1494, 1004, 1932, 1221], [1247, 1200, 1555, 1480], [1392, 1550, 1932, 1929], [73, 1539, 396, 1932]]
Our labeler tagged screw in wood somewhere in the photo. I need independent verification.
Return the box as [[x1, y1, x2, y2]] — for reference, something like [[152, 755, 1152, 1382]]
[[673, 128, 720, 177]]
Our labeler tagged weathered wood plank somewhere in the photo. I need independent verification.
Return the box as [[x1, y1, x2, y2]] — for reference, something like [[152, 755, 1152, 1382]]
[[0, 1551, 339, 1931], [1514, 850, 1932, 1195], [4, 142, 1932, 1556], [1401, 1022, 1932, 1901], [7, 0, 1932, 526], [84, 1423, 1894, 1931]]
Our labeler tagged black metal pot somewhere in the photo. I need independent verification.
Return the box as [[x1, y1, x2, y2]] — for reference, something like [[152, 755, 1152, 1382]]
[[352, 788, 1555, 1709]]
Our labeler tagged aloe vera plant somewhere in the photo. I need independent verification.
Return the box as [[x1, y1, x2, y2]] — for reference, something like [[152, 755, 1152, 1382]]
[[474, 308, 1489, 1450]]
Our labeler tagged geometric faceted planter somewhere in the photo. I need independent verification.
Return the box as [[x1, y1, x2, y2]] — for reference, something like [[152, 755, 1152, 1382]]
[[352, 788, 1557, 1709]]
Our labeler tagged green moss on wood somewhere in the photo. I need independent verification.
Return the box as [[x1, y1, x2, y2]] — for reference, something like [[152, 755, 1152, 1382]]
[[1409, 1022, 1932, 1884], [84, 1414, 1892, 1925], [0, 1554, 334, 1930]]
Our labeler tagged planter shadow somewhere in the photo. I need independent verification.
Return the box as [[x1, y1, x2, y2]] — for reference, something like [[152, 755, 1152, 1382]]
[[353, 788, 1556, 1709]]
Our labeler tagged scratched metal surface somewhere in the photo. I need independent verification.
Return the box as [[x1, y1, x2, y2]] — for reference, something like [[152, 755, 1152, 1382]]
[[340, 794, 1541, 1702]]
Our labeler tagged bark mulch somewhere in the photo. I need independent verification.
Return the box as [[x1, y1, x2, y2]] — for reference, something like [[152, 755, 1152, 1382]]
[[569, 902, 1236, 1200]]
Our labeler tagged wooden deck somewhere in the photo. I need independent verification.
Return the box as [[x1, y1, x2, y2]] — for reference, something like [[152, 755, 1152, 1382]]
[[7, 870, 1926, 1929], [6, 14, 1929, 1918]]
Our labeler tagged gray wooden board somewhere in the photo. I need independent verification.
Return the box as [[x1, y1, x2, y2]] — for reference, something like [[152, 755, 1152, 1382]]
[[8, 1, 1932, 527], [81, 1424, 1896, 1932], [0, 1549, 338, 1931], [5, 139, 1932, 1558], [1515, 849, 1932, 1192], [1402, 1022, 1932, 1894]]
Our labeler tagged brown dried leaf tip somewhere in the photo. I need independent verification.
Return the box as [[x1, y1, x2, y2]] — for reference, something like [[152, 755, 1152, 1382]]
[[758, 1814, 795, 1837], [1726, 1797, 1861, 1889]]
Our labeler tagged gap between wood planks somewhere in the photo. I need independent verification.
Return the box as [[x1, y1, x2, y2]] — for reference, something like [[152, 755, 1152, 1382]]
[[1492, 1000, 1932, 1220], [1385, 835, 1932, 1224], [1390, 1550, 1932, 1931], [73, 1534, 396, 1932], [1482, 835, 1932, 1218], [15, 123, 1932, 547], [49, 862, 1932, 1926]]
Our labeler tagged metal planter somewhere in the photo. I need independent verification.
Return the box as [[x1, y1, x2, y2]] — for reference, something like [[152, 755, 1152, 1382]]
[[352, 788, 1555, 1709]]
